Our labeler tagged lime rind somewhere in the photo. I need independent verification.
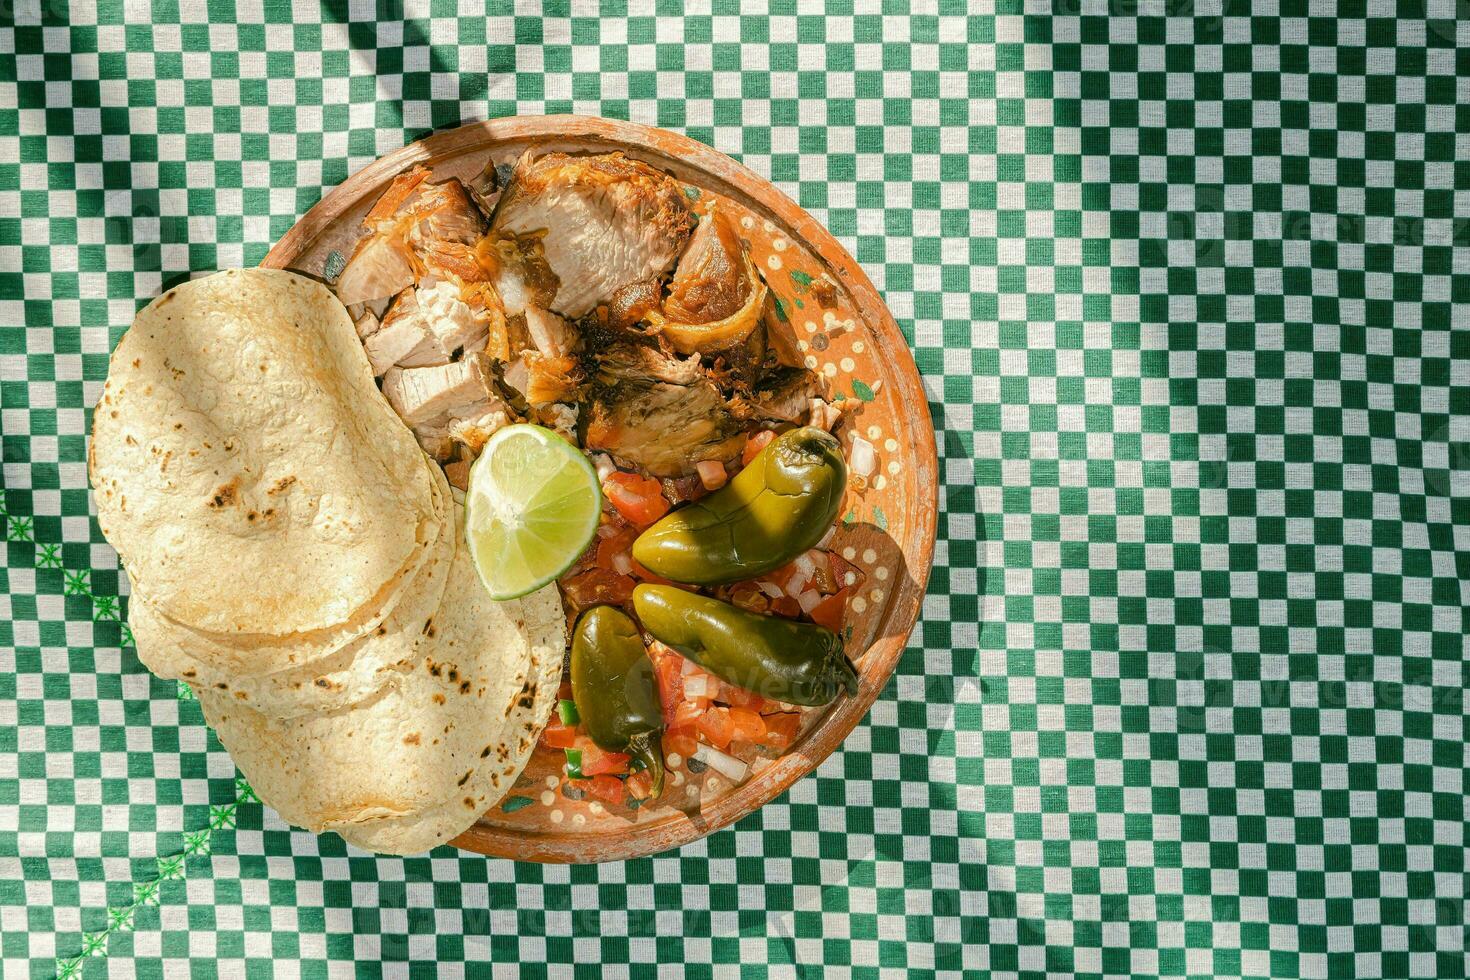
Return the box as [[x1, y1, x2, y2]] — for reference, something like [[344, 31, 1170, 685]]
[[464, 424, 603, 600]]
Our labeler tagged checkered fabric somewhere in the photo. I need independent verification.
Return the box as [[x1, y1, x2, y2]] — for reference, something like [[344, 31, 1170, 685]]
[[1, 1, 1466, 977]]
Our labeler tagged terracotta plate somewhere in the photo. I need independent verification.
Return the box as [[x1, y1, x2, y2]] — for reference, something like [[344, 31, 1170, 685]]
[[262, 116, 937, 863]]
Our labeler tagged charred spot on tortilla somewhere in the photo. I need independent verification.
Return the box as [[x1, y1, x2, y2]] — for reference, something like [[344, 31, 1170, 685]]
[[206, 479, 239, 509], [432, 693, 446, 705], [421, 617, 434, 636], [481, 745, 492, 758], [460, 681, 471, 694], [457, 770, 473, 786], [404, 733, 420, 745], [463, 797, 475, 809]]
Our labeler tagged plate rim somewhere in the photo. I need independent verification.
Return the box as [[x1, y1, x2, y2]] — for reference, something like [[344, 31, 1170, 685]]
[[261, 114, 938, 863]]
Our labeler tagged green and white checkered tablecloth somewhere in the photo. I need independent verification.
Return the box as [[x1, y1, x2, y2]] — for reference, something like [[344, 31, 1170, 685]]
[[2, 1, 1467, 977]]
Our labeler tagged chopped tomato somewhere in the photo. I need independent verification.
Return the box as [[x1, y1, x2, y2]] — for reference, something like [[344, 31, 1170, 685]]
[[826, 551, 865, 594], [807, 549, 839, 594], [625, 769, 655, 801], [560, 567, 636, 611], [666, 732, 699, 759], [603, 472, 671, 527], [669, 698, 705, 734], [769, 595, 802, 619], [743, 429, 776, 466], [810, 589, 849, 632], [762, 561, 801, 594], [540, 718, 580, 750], [761, 712, 802, 750], [721, 684, 773, 713], [594, 527, 639, 576], [729, 707, 766, 744], [696, 706, 735, 749], [588, 774, 624, 805], [580, 742, 631, 777], [727, 582, 769, 613], [653, 653, 685, 724]]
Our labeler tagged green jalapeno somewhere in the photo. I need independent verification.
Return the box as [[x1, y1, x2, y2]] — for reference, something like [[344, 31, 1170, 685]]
[[569, 605, 665, 797], [631, 426, 847, 585], [632, 584, 858, 707]]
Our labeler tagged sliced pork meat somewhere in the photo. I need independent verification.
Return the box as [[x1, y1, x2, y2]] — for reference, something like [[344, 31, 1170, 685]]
[[491, 152, 696, 317], [336, 169, 487, 307], [593, 343, 704, 386], [664, 207, 751, 324], [607, 279, 663, 331], [335, 233, 416, 307], [381, 355, 494, 427], [652, 207, 766, 357], [353, 308, 381, 340], [537, 403, 579, 443], [363, 282, 490, 376], [746, 365, 824, 424], [807, 397, 844, 432], [584, 377, 746, 477], [446, 407, 512, 455], [519, 353, 582, 407], [405, 177, 485, 249], [523, 305, 574, 357], [465, 157, 503, 216], [479, 232, 560, 317]]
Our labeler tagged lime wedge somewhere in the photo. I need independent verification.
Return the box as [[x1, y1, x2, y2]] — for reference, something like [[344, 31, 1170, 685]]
[[464, 424, 602, 600]]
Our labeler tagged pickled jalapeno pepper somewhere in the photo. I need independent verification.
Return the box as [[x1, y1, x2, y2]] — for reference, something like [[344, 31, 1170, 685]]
[[569, 605, 665, 797], [632, 584, 859, 707], [632, 426, 847, 585]]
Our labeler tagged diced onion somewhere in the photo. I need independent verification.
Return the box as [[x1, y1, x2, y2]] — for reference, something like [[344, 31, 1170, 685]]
[[796, 589, 824, 615], [692, 743, 749, 783], [681, 657, 701, 677], [849, 436, 876, 478], [789, 553, 815, 594], [757, 581, 785, 599], [592, 453, 617, 482], [595, 522, 621, 539], [817, 526, 836, 549], [696, 459, 728, 490], [611, 552, 633, 576], [683, 675, 709, 698]]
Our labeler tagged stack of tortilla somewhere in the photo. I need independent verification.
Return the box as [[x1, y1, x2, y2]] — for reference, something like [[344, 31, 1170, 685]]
[[89, 269, 565, 854]]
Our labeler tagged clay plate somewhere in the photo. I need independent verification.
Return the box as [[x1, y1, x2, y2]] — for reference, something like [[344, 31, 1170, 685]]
[[262, 116, 937, 863]]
